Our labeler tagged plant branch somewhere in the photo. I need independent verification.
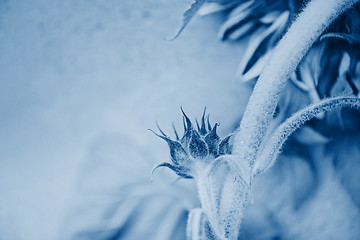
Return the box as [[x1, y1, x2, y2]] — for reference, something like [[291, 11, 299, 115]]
[[253, 97, 360, 175], [232, 0, 360, 165]]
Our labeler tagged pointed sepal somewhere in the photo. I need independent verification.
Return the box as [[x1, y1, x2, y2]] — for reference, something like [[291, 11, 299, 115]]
[[219, 135, 232, 155], [181, 107, 193, 147], [204, 123, 221, 157], [149, 129, 190, 165], [199, 107, 208, 135], [151, 162, 193, 179], [189, 130, 208, 159]]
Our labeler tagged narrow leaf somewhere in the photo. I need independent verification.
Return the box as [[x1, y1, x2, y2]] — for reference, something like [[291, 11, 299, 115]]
[[151, 162, 193, 179], [168, 0, 205, 41]]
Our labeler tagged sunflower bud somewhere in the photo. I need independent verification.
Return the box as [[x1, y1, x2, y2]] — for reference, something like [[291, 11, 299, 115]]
[[151, 108, 232, 179]]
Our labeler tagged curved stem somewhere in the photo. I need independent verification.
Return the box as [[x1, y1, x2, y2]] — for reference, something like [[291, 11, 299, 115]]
[[253, 97, 360, 175], [186, 208, 208, 240], [232, 0, 359, 165], [195, 170, 220, 238], [194, 155, 251, 240]]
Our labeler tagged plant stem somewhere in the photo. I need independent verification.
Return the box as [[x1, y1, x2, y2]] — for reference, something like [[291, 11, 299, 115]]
[[254, 97, 360, 175], [232, 0, 359, 165]]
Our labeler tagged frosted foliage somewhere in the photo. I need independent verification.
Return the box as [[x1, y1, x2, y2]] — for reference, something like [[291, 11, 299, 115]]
[[163, 0, 360, 239], [233, 0, 359, 165], [254, 97, 360, 175], [186, 95, 360, 239], [27, 0, 359, 239]]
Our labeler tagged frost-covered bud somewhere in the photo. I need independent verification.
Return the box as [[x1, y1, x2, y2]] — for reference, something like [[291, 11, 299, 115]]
[[151, 109, 253, 240], [150, 108, 232, 179]]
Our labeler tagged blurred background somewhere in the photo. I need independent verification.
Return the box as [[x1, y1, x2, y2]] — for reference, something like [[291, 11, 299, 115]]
[[0, 1, 250, 239]]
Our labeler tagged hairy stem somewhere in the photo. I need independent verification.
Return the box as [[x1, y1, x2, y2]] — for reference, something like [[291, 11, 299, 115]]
[[233, 0, 359, 165], [186, 208, 208, 240], [254, 97, 360, 175]]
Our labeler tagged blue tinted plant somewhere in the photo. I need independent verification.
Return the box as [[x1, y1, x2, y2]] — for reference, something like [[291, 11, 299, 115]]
[[154, 0, 360, 239]]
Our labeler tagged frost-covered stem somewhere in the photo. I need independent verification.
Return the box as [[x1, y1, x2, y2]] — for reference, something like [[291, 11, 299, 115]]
[[186, 208, 208, 240], [193, 156, 249, 240], [233, 0, 359, 165], [195, 170, 223, 239], [254, 97, 360, 175]]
